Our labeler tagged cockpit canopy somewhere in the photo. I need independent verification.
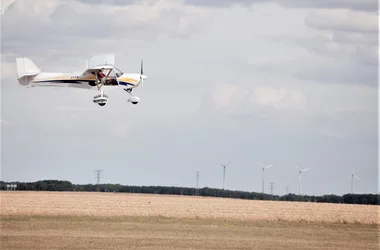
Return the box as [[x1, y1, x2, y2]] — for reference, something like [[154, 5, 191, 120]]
[[98, 67, 124, 78]]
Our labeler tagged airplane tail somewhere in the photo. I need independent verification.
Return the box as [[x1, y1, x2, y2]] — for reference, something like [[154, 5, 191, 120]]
[[16, 57, 41, 86]]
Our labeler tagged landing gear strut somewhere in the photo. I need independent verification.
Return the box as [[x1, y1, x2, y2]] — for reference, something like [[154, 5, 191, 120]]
[[124, 88, 140, 104]]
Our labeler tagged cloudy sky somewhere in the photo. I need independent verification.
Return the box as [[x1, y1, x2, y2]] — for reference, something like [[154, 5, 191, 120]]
[[1, 0, 378, 195]]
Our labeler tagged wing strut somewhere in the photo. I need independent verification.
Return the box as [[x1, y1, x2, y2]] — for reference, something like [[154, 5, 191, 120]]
[[95, 68, 113, 90]]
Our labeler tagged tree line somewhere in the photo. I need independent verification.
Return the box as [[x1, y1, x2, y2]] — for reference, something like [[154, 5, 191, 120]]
[[0, 180, 378, 205]]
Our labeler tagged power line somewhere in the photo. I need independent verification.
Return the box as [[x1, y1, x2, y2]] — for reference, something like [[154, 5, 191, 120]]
[[269, 182, 274, 195], [95, 169, 102, 185], [196, 171, 200, 196]]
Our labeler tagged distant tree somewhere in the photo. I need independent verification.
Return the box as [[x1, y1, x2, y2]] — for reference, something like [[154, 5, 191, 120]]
[[1, 180, 379, 205]]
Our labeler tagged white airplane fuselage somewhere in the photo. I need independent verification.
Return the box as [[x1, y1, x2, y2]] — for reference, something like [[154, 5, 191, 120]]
[[23, 71, 142, 90]]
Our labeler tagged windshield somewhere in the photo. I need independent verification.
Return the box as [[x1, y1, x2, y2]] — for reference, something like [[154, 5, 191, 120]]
[[114, 67, 124, 78]]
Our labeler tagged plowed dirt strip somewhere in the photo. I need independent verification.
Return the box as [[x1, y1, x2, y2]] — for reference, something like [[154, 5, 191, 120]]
[[1, 191, 378, 250], [1, 215, 378, 250]]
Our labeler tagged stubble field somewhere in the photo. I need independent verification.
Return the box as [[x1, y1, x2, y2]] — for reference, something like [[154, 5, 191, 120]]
[[1, 191, 379, 249]]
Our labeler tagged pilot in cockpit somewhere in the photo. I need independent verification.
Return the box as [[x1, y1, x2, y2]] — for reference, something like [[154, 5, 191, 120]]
[[95, 69, 106, 86], [97, 69, 106, 79]]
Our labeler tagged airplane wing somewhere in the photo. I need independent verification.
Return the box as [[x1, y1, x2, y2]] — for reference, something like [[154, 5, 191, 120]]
[[81, 54, 115, 76]]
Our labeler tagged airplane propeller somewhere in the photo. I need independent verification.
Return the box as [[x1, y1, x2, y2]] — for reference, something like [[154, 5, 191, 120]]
[[139, 59, 147, 86]]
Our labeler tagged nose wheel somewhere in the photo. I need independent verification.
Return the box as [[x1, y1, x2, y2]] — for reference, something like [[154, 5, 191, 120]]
[[124, 88, 140, 104]]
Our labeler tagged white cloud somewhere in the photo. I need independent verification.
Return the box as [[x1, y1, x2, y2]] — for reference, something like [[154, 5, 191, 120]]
[[279, 0, 378, 11], [300, 9, 378, 70], [211, 83, 240, 107], [251, 86, 288, 107], [305, 9, 378, 33], [184, 0, 378, 12], [1, 0, 212, 61], [296, 35, 378, 65], [206, 78, 376, 140], [332, 30, 378, 45], [211, 84, 307, 117]]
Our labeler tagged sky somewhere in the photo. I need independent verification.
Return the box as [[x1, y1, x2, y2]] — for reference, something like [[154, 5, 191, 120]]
[[1, 0, 378, 196]]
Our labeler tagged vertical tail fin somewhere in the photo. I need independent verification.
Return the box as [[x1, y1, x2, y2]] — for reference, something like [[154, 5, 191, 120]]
[[16, 57, 41, 86]]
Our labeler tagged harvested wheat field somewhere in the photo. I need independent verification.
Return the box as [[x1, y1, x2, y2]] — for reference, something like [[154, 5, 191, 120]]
[[1, 191, 379, 249]]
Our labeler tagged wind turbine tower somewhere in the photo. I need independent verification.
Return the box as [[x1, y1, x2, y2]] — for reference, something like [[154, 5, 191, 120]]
[[350, 168, 360, 193], [261, 164, 274, 194], [220, 161, 231, 190], [296, 166, 310, 195]]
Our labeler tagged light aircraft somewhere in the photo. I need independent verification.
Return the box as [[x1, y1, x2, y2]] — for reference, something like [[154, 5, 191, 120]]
[[15, 54, 147, 106]]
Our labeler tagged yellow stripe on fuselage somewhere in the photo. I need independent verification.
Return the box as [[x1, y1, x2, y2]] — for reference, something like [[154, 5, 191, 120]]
[[118, 77, 139, 83]]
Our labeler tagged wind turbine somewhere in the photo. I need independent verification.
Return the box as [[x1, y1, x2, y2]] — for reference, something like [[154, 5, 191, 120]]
[[220, 161, 231, 189], [350, 168, 360, 193], [296, 166, 310, 195], [259, 164, 274, 194]]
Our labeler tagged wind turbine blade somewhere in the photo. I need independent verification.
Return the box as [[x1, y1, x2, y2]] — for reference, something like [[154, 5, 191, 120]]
[[264, 164, 274, 170], [354, 175, 360, 180], [226, 161, 232, 166], [301, 168, 310, 172]]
